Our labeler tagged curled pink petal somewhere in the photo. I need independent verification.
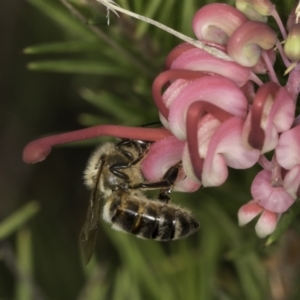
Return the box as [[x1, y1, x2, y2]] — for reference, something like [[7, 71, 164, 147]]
[[252, 49, 276, 74], [286, 66, 300, 102], [240, 80, 256, 103], [164, 43, 196, 69], [249, 86, 293, 151], [141, 136, 201, 192], [238, 200, 264, 226], [182, 115, 221, 182], [170, 48, 251, 87], [168, 76, 248, 140], [141, 136, 184, 181], [185, 102, 233, 180], [193, 3, 248, 45], [283, 165, 300, 198], [152, 70, 207, 119], [227, 21, 277, 67], [206, 118, 260, 169], [244, 83, 294, 153], [276, 125, 300, 170], [202, 117, 259, 186], [251, 170, 295, 213], [270, 87, 295, 133], [173, 176, 201, 193], [247, 82, 280, 150], [255, 210, 278, 238], [249, 82, 279, 150]]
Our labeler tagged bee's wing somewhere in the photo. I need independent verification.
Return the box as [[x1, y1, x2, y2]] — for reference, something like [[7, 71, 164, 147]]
[[79, 159, 105, 264]]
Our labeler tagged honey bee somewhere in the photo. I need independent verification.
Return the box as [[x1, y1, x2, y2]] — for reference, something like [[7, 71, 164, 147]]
[[79, 139, 199, 264]]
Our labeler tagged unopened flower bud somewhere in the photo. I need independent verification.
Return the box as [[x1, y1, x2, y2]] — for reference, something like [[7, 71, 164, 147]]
[[235, 0, 274, 22], [284, 23, 300, 61]]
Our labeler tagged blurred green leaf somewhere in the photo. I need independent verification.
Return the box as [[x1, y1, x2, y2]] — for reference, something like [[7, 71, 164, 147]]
[[16, 227, 33, 300], [78, 261, 108, 300], [79, 88, 144, 124], [27, 60, 130, 75], [24, 41, 101, 54], [0, 202, 40, 241], [265, 200, 300, 247], [112, 268, 141, 300], [27, 0, 94, 38], [179, 0, 197, 35], [135, 0, 162, 38], [78, 113, 107, 127]]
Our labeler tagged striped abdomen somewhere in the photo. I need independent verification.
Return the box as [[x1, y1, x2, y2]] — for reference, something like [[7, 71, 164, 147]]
[[102, 191, 199, 240]]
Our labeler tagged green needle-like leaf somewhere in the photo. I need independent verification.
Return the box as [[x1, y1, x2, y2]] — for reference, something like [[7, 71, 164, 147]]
[[0, 202, 40, 241], [27, 0, 94, 39], [265, 200, 300, 247], [27, 60, 130, 75], [16, 227, 33, 300], [24, 41, 101, 54]]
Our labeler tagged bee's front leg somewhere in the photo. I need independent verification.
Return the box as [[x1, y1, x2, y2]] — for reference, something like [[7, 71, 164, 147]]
[[129, 163, 181, 203]]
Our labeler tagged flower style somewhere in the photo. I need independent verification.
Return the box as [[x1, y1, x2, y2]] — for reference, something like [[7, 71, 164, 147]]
[[23, 0, 300, 239]]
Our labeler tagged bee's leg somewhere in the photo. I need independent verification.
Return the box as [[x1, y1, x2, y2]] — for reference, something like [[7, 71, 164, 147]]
[[109, 162, 130, 181], [115, 139, 134, 160], [157, 188, 172, 203], [115, 139, 150, 159], [109, 153, 147, 180], [129, 164, 180, 202], [110, 141, 151, 179]]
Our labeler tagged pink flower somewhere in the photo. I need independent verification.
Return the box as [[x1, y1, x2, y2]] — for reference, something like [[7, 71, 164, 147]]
[[242, 82, 295, 153], [238, 200, 279, 238], [251, 170, 295, 213]]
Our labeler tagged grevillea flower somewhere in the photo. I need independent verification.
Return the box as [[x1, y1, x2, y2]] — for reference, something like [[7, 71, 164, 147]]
[[238, 200, 279, 238], [149, 1, 300, 237], [23, 0, 300, 239]]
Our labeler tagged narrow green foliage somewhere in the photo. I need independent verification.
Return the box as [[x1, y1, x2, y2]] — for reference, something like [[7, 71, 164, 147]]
[[27, 0, 94, 38], [78, 262, 108, 300], [135, 0, 164, 38], [15, 228, 33, 300], [0, 202, 40, 241], [179, 0, 197, 35], [111, 269, 141, 300], [198, 217, 223, 300], [27, 60, 130, 75], [24, 41, 101, 54], [265, 200, 300, 247], [78, 113, 108, 127], [79, 88, 145, 125]]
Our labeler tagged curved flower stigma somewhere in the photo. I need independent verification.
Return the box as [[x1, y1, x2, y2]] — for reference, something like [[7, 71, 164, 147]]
[[23, 125, 172, 164], [23, 1, 300, 238]]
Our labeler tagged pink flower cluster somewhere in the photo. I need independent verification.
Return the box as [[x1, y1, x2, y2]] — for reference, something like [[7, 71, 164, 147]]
[[23, 0, 300, 238], [143, 0, 300, 238]]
